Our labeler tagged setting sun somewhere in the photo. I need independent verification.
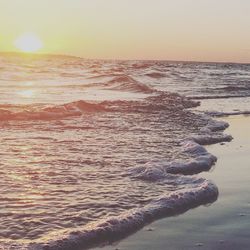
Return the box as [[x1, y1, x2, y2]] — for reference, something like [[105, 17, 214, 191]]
[[14, 33, 43, 53]]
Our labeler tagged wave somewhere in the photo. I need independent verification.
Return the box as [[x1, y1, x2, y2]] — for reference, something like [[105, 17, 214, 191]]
[[128, 139, 221, 179], [87, 73, 121, 79], [166, 141, 217, 175], [128, 149, 216, 179], [131, 62, 154, 69], [85, 74, 155, 94], [26, 178, 217, 250], [101, 75, 155, 93], [0, 101, 106, 121], [127, 117, 232, 179], [101, 92, 199, 115], [0, 91, 201, 122], [191, 118, 233, 145], [145, 72, 166, 78]]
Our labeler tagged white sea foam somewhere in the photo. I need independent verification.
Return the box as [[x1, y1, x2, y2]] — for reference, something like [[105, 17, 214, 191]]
[[206, 110, 250, 117], [28, 179, 217, 250], [192, 133, 233, 145], [191, 118, 233, 145], [204, 119, 229, 131], [166, 140, 217, 174], [167, 154, 217, 175], [129, 140, 218, 178]]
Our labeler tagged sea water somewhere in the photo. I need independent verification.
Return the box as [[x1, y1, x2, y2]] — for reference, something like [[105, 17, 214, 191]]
[[0, 53, 249, 249]]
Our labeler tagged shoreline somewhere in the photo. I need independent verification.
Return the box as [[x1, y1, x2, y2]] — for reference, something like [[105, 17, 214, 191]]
[[96, 115, 250, 250]]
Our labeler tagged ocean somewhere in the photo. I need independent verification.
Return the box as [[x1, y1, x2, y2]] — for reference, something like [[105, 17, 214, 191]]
[[0, 53, 250, 249]]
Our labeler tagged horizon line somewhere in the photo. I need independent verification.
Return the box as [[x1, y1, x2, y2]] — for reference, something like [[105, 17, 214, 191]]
[[1, 51, 249, 65]]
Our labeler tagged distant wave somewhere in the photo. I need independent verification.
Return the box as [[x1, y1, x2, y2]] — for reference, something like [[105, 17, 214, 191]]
[[87, 73, 120, 79], [100, 75, 155, 93], [86, 74, 155, 94], [0, 92, 199, 121], [131, 62, 155, 69], [145, 72, 166, 78]]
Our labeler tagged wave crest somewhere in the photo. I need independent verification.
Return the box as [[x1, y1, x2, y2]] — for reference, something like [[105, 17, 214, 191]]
[[0, 101, 106, 121], [101, 75, 154, 93], [30, 179, 217, 250], [146, 72, 166, 78]]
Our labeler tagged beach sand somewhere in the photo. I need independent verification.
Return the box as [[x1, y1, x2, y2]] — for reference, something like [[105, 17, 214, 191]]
[[95, 115, 250, 250]]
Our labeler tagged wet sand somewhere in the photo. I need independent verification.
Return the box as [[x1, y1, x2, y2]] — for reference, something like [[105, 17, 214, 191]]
[[96, 115, 250, 250]]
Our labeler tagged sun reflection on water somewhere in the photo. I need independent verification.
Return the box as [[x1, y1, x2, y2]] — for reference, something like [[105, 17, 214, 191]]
[[18, 89, 35, 98], [22, 81, 34, 87]]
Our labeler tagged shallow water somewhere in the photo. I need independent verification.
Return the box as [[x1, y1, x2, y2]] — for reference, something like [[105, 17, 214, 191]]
[[0, 53, 249, 249], [107, 115, 250, 250]]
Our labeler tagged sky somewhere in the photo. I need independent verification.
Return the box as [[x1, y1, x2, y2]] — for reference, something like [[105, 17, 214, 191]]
[[0, 0, 250, 62]]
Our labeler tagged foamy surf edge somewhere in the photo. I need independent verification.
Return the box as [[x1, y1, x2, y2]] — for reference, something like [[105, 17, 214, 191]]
[[191, 118, 233, 145], [130, 118, 232, 179], [205, 110, 250, 117], [128, 140, 217, 179], [26, 179, 217, 250], [24, 118, 230, 250]]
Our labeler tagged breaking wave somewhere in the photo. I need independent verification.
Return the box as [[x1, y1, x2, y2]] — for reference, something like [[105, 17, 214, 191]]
[[0, 92, 199, 121], [28, 179, 217, 250], [0, 101, 106, 121]]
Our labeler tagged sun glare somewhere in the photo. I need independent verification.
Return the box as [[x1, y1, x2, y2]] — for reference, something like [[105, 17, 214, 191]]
[[14, 33, 43, 53], [18, 89, 35, 98]]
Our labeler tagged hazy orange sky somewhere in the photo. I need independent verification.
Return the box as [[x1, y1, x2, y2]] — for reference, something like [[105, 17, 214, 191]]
[[0, 0, 250, 62]]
